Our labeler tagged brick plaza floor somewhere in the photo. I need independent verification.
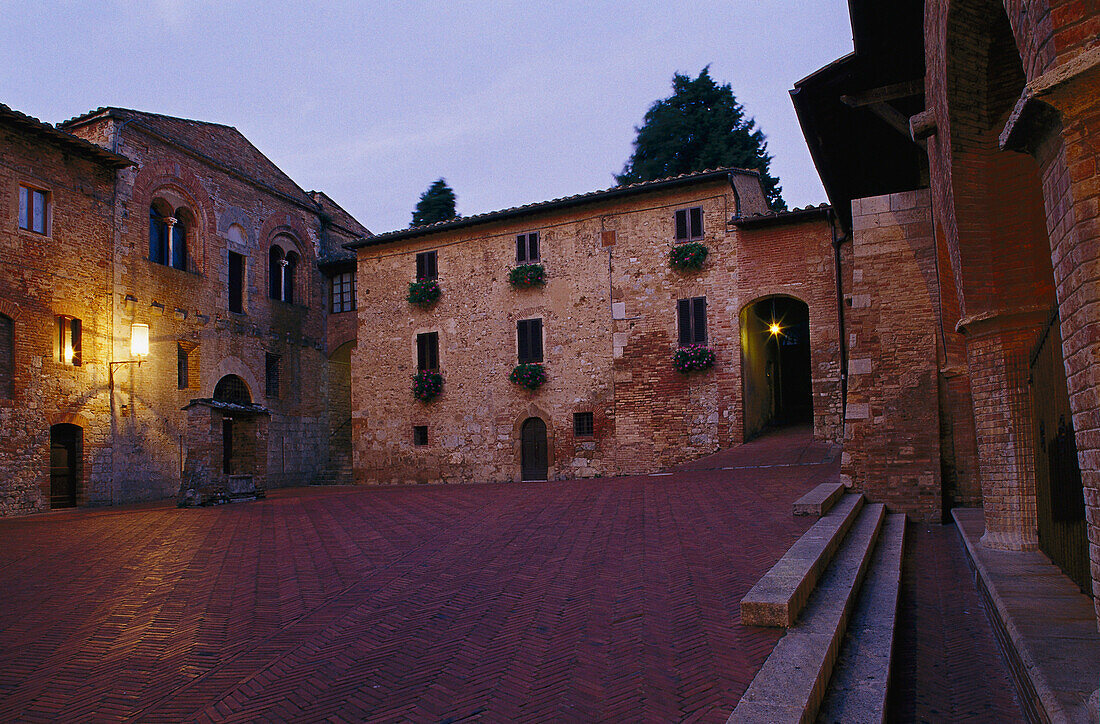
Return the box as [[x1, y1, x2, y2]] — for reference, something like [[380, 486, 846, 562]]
[[0, 427, 1024, 722]]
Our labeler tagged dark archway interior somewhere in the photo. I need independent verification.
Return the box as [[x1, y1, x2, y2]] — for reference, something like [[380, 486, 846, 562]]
[[214, 374, 251, 405], [49, 423, 82, 508], [740, 297, 813, 440]]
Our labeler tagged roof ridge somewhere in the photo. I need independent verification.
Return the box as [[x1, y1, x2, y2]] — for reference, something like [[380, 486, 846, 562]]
[[60, 106, 237, 131]]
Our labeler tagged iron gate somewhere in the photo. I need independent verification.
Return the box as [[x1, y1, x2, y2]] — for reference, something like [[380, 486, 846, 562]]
[[1028, 308, 1090, 594]]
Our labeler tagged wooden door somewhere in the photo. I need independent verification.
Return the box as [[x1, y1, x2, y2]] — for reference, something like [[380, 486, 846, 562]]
[[521, 417, 548, 481], [49, 424, 80, 508]]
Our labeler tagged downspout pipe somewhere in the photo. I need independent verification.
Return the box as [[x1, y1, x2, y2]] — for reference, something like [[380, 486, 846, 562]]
[[830, 210, 849, 419]]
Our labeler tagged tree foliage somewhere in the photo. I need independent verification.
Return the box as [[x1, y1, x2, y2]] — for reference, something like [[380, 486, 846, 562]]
[[617, 68, 785, 211], [411, 178, 458, 227]]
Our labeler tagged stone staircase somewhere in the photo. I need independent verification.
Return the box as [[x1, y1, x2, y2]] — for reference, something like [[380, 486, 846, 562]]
[[730, 483, 906, 723]]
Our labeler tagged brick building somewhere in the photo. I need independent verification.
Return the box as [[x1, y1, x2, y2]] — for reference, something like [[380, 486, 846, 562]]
[[347, 169, 844, 484], [793, 0, 1100, 622], [0, 104, 366, 515]]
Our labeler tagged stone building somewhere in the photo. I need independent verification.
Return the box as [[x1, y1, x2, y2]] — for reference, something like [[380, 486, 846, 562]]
[[0, 104, 366, 515], [347, 169, 844, 484], [793, 0, 1100, 625], [0, 103, 131, 515]]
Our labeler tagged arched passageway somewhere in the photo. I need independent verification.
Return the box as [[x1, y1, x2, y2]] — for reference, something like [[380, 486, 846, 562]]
[[740, 296, 813, 440]]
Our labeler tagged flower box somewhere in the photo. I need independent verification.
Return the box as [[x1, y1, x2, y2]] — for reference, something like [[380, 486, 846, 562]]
[[407, 278, 441, 308], [412, 370, 443, 401], [672, 344, 715, 373], [509, 362, 547, 390], [509, 263, 546, 288], [669, 242, 709, 271]]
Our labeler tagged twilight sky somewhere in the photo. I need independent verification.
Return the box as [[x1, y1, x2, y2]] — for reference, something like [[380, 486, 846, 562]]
[[1, 1, 853, 234]]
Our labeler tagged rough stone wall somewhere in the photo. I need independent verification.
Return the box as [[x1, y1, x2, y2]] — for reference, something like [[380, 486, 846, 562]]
[[842, 191, 944, 521], [351, 177, 842, 484], [0, 124, 117, 514], [65, 116, 334, 499]]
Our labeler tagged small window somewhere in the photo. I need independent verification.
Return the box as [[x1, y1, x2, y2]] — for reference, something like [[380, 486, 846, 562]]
[[416, 251, 437, 281], [228, 252, 245, 314], [0, 313, 13, 398], [675, 207, 704, 241], [517, 318, 543, 363], [413, 425, 428, 446], [516, 232, 540, 264], [417, 332, 439, 371], [177, 344, 189, 389], [573, 412, 594, 437], [19, 186, 48, 234], [58, 316, 81, 366], [677, 297, 707, 346], [331, 271, 356, 313], [265, 353, 281, 398]]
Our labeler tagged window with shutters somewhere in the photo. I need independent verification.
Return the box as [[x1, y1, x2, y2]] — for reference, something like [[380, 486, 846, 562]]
[[677, 297, 707, 346], [18, 185, 48, 235], [573, 412, 594, 437], [417, 332, 439, 371], [331, 271, 356, 313], [413, 425, 428, 446], [0, 313, 12, 398], [516, 232, 539, 264], [674, 207, 704, 242], [57, 316, 81, 366], [265, 353, 281, 398], [416, 251, 437, 280], [517, 318, 543, 363], [228, 252, 246, 313]]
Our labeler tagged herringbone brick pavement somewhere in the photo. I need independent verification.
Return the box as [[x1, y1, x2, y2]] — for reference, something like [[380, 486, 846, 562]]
[[0, 428, 834, 722]]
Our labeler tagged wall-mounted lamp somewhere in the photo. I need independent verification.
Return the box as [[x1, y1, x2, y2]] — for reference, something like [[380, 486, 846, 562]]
[[110, 322, 151, 377], [130, 323, 150, 361]]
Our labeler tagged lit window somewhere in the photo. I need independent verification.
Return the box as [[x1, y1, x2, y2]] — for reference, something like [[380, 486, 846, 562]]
[[675, 207, 704, 242], [57, 316, 81, 366], [19, 186, 48, 234], [331, 272, 356, 313]]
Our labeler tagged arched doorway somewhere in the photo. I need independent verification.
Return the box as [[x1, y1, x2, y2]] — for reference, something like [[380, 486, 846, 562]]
[[49, 423, 82, 508], [739, 296, 813, 439], [214, 375, 251, 475], [520, 417, 548, 481]]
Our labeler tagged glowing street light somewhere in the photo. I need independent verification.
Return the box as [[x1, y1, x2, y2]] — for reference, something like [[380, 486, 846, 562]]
[[768, 321, 782, 336], [130, 323, 150, 360]]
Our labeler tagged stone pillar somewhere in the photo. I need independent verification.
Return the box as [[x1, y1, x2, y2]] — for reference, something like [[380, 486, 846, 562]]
[[959, 311, 1047, 550]]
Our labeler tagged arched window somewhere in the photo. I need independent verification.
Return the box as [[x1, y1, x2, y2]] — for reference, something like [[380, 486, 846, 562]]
[[269, 246, 284, 300], [148, 199, 190, 271], [0, 313, 12, 398], [213, 374, 251, 405], [283, 250, 299, 304]]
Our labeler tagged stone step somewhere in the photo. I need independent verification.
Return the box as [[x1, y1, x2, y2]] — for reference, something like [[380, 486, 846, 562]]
[[793, 482, 846, 517], [729, 503, 886, 723], [741, 493, 864, 627], [816, 513, 906, 724]]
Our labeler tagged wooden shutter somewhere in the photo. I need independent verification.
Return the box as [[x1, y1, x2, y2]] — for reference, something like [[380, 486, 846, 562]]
[[678, 299, 692, 345], [528, 233, 539, 262], [675, 209, 688, 240], [517, 321, 530, 362], [531, 319, 543, 362], [693, 297, 707, 344], [689, 207, 703, 238], [516, 235, 526, 264]]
